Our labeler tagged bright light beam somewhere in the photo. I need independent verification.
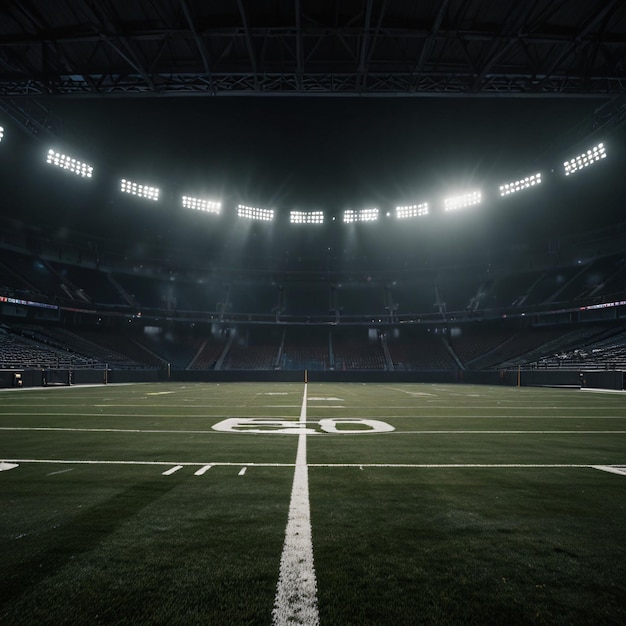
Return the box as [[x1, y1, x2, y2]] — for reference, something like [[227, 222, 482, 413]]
[[444, 191, 481, 211]]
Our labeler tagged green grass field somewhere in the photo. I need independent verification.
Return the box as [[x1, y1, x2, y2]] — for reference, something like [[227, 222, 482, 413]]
[[1, 381, 625, 625]]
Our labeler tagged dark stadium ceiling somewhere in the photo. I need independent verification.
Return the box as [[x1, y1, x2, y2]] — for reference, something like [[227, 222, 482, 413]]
[[1, 0, 626, 138]]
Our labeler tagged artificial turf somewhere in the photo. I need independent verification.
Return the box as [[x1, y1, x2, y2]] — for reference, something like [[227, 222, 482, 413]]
[[1, 381, 625, 624]]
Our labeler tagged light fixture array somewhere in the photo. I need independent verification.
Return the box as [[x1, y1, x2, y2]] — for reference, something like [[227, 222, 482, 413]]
[[46, 149, 93, 178], [344, 208, 379, 223], [120, 179, 159, 201], [564, 143, 606, 176], [182, 195, 221, 214], [396, 203, 429, 218], [290, 210, 324, 224], [237, 204, 274, 221], [444, 191, 481, 211], [499, 173, 542, 197]]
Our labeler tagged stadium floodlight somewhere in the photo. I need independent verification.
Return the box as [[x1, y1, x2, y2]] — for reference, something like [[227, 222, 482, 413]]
[[396, 203, 429, 219], [290, 210, 324, 224], [499, 173, 542, 197], [46, 149, 93, 178], [0, 126, 3, 142], [564, 143, 606, 176], [444, 190, 481, 211], [182, 195, 221, 214], [343, 208, 379, 223], [237, 204, 274, 221], [120, 178, 159, 201]]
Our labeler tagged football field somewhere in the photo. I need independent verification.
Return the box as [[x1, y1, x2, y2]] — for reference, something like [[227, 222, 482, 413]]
[[1, 381, 625, 625]]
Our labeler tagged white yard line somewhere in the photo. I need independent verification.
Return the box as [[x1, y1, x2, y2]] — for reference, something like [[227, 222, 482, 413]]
[[3, 459, 625, 470], [2, 459, 294, 467], [272, 383, 320, 626], [162, 465, 184, 475], [238, 466, 247, 476], [2, 426, 625, 436], [393, 430, 626, 434]]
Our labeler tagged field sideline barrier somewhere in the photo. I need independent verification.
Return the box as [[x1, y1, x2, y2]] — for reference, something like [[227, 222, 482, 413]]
[[0, 368, 623, 390]]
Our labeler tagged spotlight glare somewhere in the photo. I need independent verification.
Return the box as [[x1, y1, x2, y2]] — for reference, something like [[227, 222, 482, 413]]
[[290, 210, 324, 224], [46, 148, 93, 178], [395, 203, 429, 218], [0, 126, 4, 142], [444, 190, 481, 211], [499, 173, 542, 197], [343, 208, 379, 223], [237, 204, 274, 221], [120, 178, 160, 201], [182, 195, 221, 214], [564, 143, 606, 176]]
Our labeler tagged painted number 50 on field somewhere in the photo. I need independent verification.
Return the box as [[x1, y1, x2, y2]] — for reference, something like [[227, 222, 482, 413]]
[[212, 418, 394, 435]]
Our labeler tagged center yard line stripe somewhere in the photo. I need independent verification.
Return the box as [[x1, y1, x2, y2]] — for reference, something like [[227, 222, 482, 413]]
[[273, 383, 320, 626], [194, 464, 213, 476], [162, 465, 183, 475]]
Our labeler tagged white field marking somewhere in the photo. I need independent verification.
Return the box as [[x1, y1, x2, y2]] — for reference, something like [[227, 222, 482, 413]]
[[4, 459, 625, 471], [46, 468, 75, 476], [262, 392, 289, 395], [306, 405, 346, 409], [0, 462, 19, 472], [381, 386, 435, 397], [238, 467, 247, 476], [308, 463, 611, 469], [2, 459, 294, 467], [582, 388, 626, 394], [592, 465, 626, 476], [146, 392, 175, 396], [194, 464, 213, 476], [273, 383, 319, 626], [393, 430, 626, 434], [0, 426, 229, 435], [308, 397, 344, 401], [162, 465, 184, 475]]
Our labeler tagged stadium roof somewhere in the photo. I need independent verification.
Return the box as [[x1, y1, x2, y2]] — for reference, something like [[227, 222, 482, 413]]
[[1, 1, 626, 137]]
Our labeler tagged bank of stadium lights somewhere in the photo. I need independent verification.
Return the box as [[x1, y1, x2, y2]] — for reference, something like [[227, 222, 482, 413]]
[[564, 143, 606, 176], [120, 179, 159, 201], [499, 173, 542, 197], [46, 149, 93, 178], [290, 210, 324, 224], [182, 195, 221, 214], [237, 204, 274, 221], [0, 126, 3, 142], [396, 203, 429, 219], [343, 208, 379, 223], [444, 190, 481, 212]]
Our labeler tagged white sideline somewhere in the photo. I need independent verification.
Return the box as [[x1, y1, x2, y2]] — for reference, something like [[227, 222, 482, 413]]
[[272, 384, 320, 626]]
